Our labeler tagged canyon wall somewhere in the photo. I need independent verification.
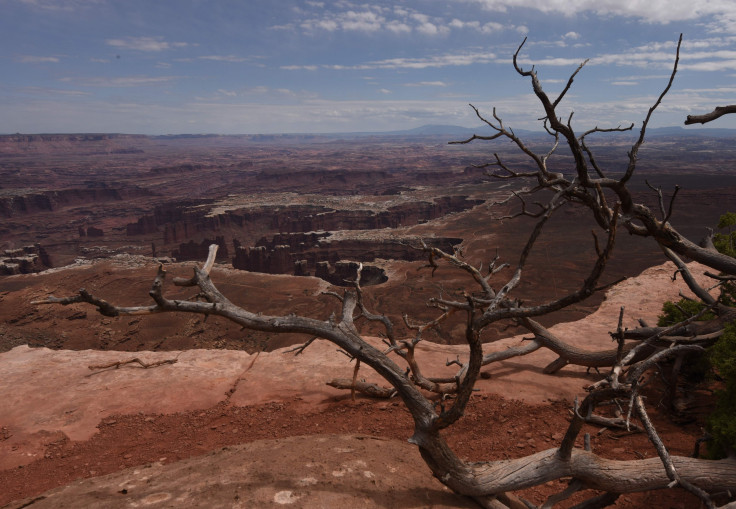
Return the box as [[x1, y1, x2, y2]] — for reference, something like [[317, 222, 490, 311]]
[[0, 244, 52, 275], [232, 233, 461, 286], [0, 187, 154, 218], [126, 196, 482, 243]]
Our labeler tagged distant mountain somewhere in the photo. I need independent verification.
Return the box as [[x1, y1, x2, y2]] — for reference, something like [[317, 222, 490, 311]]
[[4, 124, 736, 142], [318, 124, 543, 140], [384, 124, 483, 136], [386, 124, 736, 139], [647, 125, 736, 138]]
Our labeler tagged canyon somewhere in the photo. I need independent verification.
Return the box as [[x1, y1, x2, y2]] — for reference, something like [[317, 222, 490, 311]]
[[3, 129, 736, 350], [2, 128, 736, 507]]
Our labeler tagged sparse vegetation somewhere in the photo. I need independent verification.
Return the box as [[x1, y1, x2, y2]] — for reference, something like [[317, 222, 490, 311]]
[[658, 298, 716, 327], [657, 212, 736, 459], [708, 322, 736, 458], [715, 212, 736, 259]]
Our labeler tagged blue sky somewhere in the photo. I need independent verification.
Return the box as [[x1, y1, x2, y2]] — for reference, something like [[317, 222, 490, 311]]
[[2, 0, 736, 134]]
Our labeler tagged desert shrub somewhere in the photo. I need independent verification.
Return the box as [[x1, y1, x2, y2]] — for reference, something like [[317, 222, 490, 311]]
[[714, 211, 736, 259], [657, 212, 736, 458], [707, 322, 736, 458], [657, 299, 715, 327], [656, 298, 712, 386]]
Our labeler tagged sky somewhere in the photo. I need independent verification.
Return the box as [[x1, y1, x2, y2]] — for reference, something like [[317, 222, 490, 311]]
[[3, 0, 736, 135]]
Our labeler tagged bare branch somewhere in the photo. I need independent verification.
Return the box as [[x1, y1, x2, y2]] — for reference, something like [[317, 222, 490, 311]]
[[326, 378, 396, 398], [664, 186, 680, 224], [685, 105, 736, 125], [542, 479, 584, 508], [87, 356, 179, 375], [552, 58, 589, 109], [634, 396, 715, 508], [284, 336, 318, 356], [661, 247, 717, 306], [623, 34, 682, 184]]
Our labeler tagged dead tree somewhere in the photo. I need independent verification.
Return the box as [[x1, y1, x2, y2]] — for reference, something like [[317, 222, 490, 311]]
[[686, 105, 736, 125], [35, 35, 736, 508]]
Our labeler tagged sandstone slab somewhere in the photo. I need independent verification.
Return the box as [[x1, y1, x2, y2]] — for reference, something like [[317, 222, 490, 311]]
[[2, 434, 476, 509]]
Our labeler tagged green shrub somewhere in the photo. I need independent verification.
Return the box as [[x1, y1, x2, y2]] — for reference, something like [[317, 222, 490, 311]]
[[657, 299, 715, 327], [706, 322, 736, 458], [714, 211, 736, 258], [656, 212, 736, 458]]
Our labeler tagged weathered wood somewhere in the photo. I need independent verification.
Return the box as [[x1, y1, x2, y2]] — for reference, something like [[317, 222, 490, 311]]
[[327, 378, 395, 399], [685, 105, 736, 125]]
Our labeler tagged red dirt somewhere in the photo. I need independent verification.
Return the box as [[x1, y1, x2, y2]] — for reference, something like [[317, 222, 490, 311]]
[[0, 391, 706, 508], [0, 258, 722, 508]]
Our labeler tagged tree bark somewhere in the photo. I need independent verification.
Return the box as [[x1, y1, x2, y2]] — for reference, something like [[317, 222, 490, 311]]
[[685, 105, 736, 125]]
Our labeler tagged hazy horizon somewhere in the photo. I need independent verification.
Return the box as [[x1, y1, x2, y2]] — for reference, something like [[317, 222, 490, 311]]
[[2, 123, 735, 138]]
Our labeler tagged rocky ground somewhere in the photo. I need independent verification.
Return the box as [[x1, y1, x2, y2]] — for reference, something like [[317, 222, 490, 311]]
[[2, 132, 733, 507], [0, 259, 715, 508]]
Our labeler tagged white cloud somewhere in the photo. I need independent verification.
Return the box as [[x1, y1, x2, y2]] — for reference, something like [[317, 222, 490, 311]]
[[355, 51, 498, 70], [342, 10, 384, 31], [59, 75, 178, 87], [19, 0, 102, 11], [301, 10, 385, 32], [106, 37, 190, 52], [19, 86, 91, 96], [0, 94, 479, 134], [679, 86, 736, 94], [575, 40, 736, 71], [305, 50, 497, 71], [386, 21, 412, 34], [5, 86, 735, 135], [512, 36, 736, 74], [198, 55, 250, 63], [17, 55, 60, 63], [281, 64, 319, 71], [680, 59, 736, 71], [466, 0, 736, 26], [481, 22, 504, 33], [515, 56, 586, 67], [298, 4, 452, 36], [315, 19, 338, 31], [405, 81, 449, 87], [194, 86, 308, 103], [416, 22, 449, 35], [448, 17, 522, 34]]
